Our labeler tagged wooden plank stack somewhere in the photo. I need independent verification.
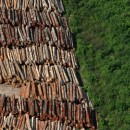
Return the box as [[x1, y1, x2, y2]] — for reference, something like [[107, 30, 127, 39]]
[[0, 0, 97, 129]]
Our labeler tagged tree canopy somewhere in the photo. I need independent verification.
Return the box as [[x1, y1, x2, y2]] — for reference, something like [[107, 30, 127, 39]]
[[63, 0, 130, 129]]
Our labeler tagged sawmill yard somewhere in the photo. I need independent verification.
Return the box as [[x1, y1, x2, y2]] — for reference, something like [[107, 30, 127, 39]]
[[0, 0, 129, 129]]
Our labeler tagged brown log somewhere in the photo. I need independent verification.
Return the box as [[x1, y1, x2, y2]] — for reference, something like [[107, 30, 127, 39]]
[[72, 85, 76, 101], [0, 25, 6, 45], [48, 100, 52, 118], [50, 66, 55, 81], [54, 65, 62, 82], [12, 117, 17, 128], [61, 84, 64, 100], [11, 61, 16, 77], [63, 67, 69, 83], [9, 50, 14, 63], [21, 97, 25, 113], [48, 85, 52, 100], [20, 115, 26, 130], [0, 94, 5, 113], [39, 11, 46, 28], [43, 120, 48, 130], [49, 46, 53, 63], [18, 27, 24, 42], [27, 65, 33, 81], [41, 82, 46, 100], [52, 46, 57, 63], [61, 102, 66, 119], [77, 86, 83, 101], [57, 82, 61, 101], [10, 95, 18, 115], [34, 99, 39, 116], [6, 96, 11, 114], [41, 65, 45, 81], [59, 27, 65, 47], [25, 82, 31, 98], [18, 115, 24, 129], [64, 50, 68, 65], [14, 115, 20, 129], [45, 65, 50, 82], [54, 0, 65, 13], [38, 46, 43, 63], [0, 67, 3, 83], [14, 61, 25, 80], [42, 11, 50, 26], [21, 84, 26, 98], [22, 12, 27, 25], [56, 101, 60, 117], [44, 27, 50, 42], [69, 83, 73, 102], [51, 27, 58, 42], [40, 121, 44, 130], [32, 46, 37, 63], [38, 65, 42, 78], [0, 59, 8, 80], [24, 0, 29, 11], [18, 96, 22, 114], [4, 59, 12, 79], [39, 99, 43, 120], [67, 52, 72, 67], [60, 66, 67, 83], [44, 44, 50, 62], [38, 28, 42, 44], [21, 48, 26, 63], [28, 98, 35, 116], [66, 68, 72, 83], [64, 85, 67, 100], [54, 11, 61, 27], [25, 114, 32, 130], [37, 84, 44, 98], [36, 118, 39, 130], [56, 49, 60, 64], [31, 81, 37, 97], [9, 113, 14, 129], [36, 46, 40, 64], [42, 100, 48, 119], [6, 48, 11, 61], [6, 113, 12, 127], [51, 83, 56, 99], [52, 99, 56, 118]]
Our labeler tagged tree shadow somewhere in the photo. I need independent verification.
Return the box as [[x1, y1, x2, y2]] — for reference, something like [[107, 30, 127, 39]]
[[72, 32, 77, 49]]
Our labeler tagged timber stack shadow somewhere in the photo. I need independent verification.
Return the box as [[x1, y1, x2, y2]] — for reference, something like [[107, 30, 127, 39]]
[[0, 0, 97, 129]]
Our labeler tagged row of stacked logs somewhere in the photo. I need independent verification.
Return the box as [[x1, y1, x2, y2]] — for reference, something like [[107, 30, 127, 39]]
[[0, 60, 79, 85], [0, 95, 95, 129], [0, 8, 66, 26], [0, 115, 87, 130], [0, 46, 77, 67], [0, 25, 74, 48], [21, 82, 83, 101], [0, 0, 97, 129], [0, 2, 73, 49], [0, 0, 64, 13]]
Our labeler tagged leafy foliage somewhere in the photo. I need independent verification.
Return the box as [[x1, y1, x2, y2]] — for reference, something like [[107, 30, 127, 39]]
[[63, 0, 130, 129]]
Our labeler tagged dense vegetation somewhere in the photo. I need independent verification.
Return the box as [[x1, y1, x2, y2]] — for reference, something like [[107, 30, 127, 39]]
[[63, 0, 130, 129]]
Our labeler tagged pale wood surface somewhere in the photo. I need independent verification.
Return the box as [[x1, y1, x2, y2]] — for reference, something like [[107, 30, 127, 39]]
[[0, 84, 21, 98]]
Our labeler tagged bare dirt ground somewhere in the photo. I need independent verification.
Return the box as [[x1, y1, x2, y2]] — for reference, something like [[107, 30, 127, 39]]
[[0, 84, 21, 98]]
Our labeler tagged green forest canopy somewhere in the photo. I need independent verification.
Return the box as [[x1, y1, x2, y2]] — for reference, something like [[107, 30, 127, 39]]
[[63, 0, 130, 129]]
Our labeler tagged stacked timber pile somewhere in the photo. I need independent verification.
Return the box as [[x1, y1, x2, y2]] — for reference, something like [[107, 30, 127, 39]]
[[0, 0, 97, 130]]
